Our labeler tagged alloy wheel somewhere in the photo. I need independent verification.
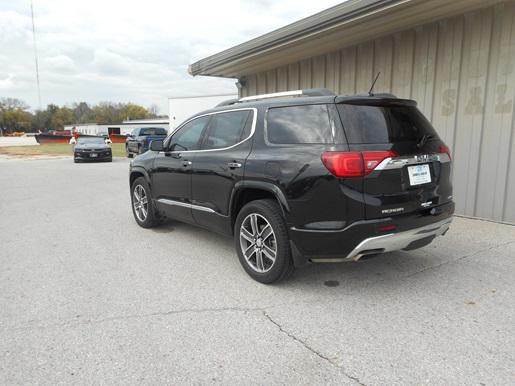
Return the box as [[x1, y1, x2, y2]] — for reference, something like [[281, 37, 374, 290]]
[[133, 184, 148, 222], [239, 213, 277, 273]]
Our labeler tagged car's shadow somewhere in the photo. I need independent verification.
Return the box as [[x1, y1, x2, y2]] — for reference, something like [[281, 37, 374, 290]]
[[150, 219, 445, 290]]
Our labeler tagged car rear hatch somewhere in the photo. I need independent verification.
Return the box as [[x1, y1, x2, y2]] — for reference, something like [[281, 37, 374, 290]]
[[333, 97, 453, 220]]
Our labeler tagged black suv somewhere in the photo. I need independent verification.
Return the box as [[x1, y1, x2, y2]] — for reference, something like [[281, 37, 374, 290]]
[[129, 89, 454, 283]]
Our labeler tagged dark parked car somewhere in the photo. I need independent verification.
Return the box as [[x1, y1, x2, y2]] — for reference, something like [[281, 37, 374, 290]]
[[73, 136, 112, 163], [128, 89, 454, 283], [126, 127, 168, 158]]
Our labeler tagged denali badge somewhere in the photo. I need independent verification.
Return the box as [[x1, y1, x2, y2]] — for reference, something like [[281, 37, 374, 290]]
[[415, 154, 437, 162], [382, 207, 404, 214]]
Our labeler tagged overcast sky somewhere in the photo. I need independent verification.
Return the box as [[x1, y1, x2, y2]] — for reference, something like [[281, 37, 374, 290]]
[[0, 0, 342, 114]]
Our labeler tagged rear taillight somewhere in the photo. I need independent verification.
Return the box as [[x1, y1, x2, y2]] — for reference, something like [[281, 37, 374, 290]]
[[321, 150, 398, 178], [438, 145, 451, 159]]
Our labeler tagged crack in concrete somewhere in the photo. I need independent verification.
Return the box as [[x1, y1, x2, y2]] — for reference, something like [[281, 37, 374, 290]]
[[262, 310, 366, 386], [3, 305, 267, 333]]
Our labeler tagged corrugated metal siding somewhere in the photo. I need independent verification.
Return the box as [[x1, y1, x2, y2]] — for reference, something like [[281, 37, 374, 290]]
[[240, 2, 515, 224]]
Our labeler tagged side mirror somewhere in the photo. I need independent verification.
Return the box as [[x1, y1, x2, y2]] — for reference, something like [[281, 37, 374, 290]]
[[150, 139, 164, 152]]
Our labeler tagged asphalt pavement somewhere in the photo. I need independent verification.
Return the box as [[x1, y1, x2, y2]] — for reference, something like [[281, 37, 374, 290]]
[[0, 157, 514, 385]]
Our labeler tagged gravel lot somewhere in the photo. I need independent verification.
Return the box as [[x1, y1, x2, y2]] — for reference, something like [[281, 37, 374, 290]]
[[1, 157, 514, 385]]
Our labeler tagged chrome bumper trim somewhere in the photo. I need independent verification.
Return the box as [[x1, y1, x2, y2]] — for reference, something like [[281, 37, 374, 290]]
[[345, 217, 452, 261], [375, 152, 451, 170]]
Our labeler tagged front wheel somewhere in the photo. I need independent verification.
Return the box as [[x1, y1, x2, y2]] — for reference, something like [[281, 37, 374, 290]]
[[234, 199, 294, 284]]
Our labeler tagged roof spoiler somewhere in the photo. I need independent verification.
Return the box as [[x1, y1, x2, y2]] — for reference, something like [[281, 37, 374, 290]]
[[335, 94, 416, 107], [216, 88, 335, 107]]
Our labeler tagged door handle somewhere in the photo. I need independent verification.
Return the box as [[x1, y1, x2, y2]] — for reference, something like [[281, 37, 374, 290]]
[[227, 162, 242, 169], [182, 160, 192, 167]]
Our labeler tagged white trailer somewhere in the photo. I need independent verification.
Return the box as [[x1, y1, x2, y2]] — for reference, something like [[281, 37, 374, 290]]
[[168, 94, 238, 129], [64, 118, 170, 136]]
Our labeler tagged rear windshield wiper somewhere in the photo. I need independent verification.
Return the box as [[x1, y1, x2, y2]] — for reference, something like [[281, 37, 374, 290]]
[[417, 134, 434, 148]]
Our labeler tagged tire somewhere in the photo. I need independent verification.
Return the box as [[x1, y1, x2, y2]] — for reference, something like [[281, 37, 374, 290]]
[[126, 145, 133, 158], [234, 199, 294, 284], [130, 177, 160, 228]]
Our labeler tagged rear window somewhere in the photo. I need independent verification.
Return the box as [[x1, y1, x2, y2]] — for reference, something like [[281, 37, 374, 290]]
[[266, 104, 333, 144], [337, 104, 437, 144], [140, 128, 167, 136]]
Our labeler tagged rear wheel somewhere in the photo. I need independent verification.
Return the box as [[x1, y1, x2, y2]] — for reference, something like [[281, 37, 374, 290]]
[[131, 177, 160, 228], [234, 199, 294, 284], [126, 145, 133, 158]]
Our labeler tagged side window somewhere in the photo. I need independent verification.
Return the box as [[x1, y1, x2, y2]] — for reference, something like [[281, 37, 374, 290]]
[[266, 104, 333, 144], [240, 112, 254, 141], [202, 110, 251, 150], [169, 116, 210, 151]]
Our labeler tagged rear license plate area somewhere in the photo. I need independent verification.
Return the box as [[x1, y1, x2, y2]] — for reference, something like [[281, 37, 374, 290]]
[[407, 164, 431, 186]]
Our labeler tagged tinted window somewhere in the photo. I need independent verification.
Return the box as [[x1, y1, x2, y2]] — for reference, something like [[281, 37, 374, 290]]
[[337, 104, 438, 144], [170, 116, 210, 151], [240, 112, 254, 142], [77, 137, 105, 144], [267, 105, 333, 144], [140, 127, 167, 136], [202, 110, 251, 150]]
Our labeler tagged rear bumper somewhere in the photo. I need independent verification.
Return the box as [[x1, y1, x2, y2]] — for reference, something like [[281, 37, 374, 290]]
[[338, 217, 451, 261], [289, 201, 454, 265]]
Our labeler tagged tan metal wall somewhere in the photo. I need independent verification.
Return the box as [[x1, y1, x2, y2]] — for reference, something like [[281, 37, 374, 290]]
[[240, 2, 515, 224]]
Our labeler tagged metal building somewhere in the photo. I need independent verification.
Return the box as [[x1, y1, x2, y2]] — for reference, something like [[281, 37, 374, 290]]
[[189, 0, 515, 224]]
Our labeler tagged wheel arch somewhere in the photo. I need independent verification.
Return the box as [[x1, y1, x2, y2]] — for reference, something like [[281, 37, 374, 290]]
[[229, 181, 290, 232], [129, 167, 151, 189]]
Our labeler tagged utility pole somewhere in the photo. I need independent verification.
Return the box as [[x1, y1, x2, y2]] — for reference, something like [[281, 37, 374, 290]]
[[30, 0, 42, 115]]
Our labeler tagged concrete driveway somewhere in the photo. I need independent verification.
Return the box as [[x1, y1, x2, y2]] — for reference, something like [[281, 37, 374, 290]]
[[0, 157, 514, 385]]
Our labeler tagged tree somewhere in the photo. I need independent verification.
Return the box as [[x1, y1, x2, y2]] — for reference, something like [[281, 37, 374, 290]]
[[50, 106, 74, 129], [0, 98, 160, 132], [123, 103, 149, 121], [72, 102, 94, 124], [0, 97, 32, 132], [2, 110, 33, 131], [0, 97, 29, 112]]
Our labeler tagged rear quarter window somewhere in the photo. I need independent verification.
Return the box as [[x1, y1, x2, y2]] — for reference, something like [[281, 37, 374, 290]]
[[266, 104, 334, 144]]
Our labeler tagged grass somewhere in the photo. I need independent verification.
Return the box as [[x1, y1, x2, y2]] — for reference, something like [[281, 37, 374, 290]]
[[0, 143, 126, 158]]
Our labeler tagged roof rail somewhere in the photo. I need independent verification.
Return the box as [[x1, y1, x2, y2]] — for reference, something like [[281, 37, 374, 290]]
[[238, 88, 335, 103], [216, 98, 240, 107]]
